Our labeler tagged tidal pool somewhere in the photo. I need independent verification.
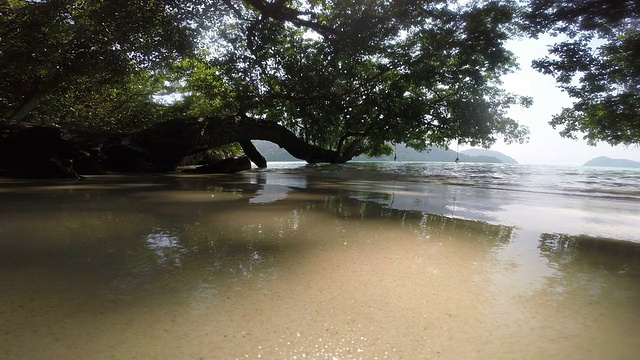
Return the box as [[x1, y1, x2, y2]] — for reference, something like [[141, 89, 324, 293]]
[[1, 167, 639, 359]]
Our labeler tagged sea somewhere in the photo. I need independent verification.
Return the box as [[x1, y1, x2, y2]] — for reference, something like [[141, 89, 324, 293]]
[[264, 161, 640, 241]]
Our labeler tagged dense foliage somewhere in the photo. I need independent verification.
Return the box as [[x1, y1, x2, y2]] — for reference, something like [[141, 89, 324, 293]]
[[0, 0, 218, 129], [171, 0, 531, 159], [16, 0, 631, 162], [526, 0, 640, 145]]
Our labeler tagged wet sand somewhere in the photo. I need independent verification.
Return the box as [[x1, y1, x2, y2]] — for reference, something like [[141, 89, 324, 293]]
[[1, 171, 639, 359]]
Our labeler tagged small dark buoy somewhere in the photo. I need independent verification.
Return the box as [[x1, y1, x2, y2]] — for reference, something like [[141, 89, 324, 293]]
[[393, 142, 397, 161], [454, 141, 460, 163]]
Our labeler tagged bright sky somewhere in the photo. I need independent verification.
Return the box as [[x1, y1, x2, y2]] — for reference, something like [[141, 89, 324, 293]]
[[466, 36, 640, 166]]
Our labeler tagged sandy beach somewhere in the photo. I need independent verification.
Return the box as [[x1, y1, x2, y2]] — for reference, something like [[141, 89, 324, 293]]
[[1, 166, 639, 359]]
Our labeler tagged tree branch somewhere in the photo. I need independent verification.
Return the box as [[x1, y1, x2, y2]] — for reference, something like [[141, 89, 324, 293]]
[[242, 0, 334, 38]]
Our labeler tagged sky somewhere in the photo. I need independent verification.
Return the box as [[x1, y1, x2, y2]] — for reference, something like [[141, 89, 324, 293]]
[[463, 36, 640, 166]]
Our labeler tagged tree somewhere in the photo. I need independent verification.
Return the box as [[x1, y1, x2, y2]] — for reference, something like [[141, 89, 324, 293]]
[[171, 0, 530, 160], [1, 0, 534, 177], [526, 0, 640, 145], [0, 0, 217, 126]]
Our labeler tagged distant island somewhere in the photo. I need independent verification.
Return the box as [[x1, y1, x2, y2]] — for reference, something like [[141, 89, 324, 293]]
[[460, 149, 518, 164], [252, 141, 517, 164], [583, 156, 640, 168]]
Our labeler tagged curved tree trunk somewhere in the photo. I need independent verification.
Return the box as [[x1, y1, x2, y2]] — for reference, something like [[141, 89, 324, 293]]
[[0, 115, 349, 178], [130, 115, 347, 171], [239, 140, 267, 168], [1, 89, 47, 122]]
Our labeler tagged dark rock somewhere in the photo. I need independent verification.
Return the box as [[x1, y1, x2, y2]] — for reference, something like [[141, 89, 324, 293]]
[[72, 149, 107, 175], [5, 157, 80, 179]]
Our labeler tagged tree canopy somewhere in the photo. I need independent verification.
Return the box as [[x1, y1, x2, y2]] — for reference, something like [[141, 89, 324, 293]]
[[0, 0, 218, 127], [526, 0, 640, 145], [7, 0, 637, 171], [171, 0, 532, 160]]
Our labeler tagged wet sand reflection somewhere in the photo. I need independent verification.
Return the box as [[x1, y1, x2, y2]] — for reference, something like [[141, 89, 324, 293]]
[[0, 172, 638, 359]]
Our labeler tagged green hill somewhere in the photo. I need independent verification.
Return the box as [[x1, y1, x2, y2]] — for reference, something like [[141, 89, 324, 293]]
[[252, 141, 511, 164], [251, 141, 299, 161], [461, 148, 518, 164], [583, 156, 640, 168], [352, 144, 501, 163]]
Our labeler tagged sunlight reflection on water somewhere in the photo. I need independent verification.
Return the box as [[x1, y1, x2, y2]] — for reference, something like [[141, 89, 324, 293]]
[[146, 230, 183, 265]]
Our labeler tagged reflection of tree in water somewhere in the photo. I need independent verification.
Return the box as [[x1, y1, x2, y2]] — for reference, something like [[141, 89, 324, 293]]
[[0, 173, 521, 330], [25, 174, 516, 293], [537, 233, 640, 308], [320, 193, 513, 246], [145, 230, 184, 266], [140, 224, 284, 278], [133, 190, 515, 283], [525, 233, 640, 349], [539, 233, 640, 277], [413, 211, 513, 244]]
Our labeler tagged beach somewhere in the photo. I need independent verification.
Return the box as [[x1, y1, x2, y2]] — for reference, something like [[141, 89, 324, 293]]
[[1, 163, 639, 359]]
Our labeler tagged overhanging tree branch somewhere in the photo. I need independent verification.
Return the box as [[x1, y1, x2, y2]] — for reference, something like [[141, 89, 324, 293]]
[[242, 0, 334, 37]]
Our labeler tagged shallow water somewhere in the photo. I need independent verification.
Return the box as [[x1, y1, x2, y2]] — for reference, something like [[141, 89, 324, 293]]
[[1, 163, 639, 359]]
